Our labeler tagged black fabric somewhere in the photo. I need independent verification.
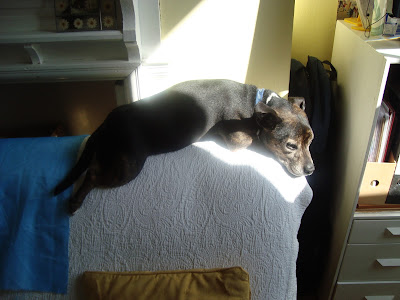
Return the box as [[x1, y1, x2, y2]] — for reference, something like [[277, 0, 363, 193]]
[[393, 0, 400, 18], [289, 56, 337, 297], [290, 56, 336, 154], [289, 58, 312, 120], [307, 57, 332, 153]]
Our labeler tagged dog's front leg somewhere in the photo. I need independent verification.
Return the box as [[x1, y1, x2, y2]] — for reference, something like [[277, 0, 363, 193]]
[[221, 131, 254, 151]]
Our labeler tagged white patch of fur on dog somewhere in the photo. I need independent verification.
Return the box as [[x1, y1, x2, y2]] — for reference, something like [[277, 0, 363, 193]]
[[266, 92, 279, 104]]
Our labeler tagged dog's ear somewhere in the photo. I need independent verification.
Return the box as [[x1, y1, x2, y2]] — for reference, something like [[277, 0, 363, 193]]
[[254, 102, 282, 130], [288, 97, 306, 111]]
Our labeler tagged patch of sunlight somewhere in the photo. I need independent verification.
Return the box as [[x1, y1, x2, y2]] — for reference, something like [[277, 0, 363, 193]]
[[140, 0, 260, 98], [194, 141, 308, 204]]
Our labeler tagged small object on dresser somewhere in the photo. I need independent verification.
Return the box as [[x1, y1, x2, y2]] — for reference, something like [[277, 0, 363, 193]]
[[357, 153, 397, 209], [370, 0, 388, 36], [383, 15, 399, 35]]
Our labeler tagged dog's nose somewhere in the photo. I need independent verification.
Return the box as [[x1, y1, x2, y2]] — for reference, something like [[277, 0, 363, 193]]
[[304, 163, 315, 175]]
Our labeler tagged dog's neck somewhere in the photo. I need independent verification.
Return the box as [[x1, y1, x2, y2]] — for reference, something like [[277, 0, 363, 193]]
[[254, 88, 281, 140]]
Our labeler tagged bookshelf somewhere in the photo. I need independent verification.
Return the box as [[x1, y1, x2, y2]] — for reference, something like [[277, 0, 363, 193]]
[[321, 20, 400, 299]]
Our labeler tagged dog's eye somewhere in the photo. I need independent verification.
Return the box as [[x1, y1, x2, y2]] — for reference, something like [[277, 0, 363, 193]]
[[286, 143, 298, 150]]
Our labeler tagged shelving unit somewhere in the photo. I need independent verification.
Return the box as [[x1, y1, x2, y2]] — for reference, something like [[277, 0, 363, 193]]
[[321, 20, 400, 299], [0, 0, 140, 83]]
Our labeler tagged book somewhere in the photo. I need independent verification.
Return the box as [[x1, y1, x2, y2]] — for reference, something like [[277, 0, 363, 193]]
[[385, 84, 400, 204], [386, 84, 400, 161], [367, 99, 395, 163]]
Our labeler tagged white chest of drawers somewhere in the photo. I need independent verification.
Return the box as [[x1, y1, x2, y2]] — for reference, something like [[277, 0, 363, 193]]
[[333, 212, 400, 299]]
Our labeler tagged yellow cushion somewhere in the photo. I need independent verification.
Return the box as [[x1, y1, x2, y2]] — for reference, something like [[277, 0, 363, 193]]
[[82, 267, 250, 300]]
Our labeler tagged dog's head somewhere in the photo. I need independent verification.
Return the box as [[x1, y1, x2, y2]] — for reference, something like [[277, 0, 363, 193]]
[[254, 94, 314, 177]]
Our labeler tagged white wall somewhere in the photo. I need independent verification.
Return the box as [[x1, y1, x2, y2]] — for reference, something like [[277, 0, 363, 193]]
[[138, 0, 295, 98]]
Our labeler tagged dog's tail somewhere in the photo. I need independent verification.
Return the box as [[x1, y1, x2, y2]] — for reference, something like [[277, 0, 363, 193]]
[[54, 133, 97, 196]]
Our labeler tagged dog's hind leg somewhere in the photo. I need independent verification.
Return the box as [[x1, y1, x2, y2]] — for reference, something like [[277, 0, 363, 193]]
[[68, 168, 97, 215], [68, 155, 147, 215], [54, 134, 97, 196]]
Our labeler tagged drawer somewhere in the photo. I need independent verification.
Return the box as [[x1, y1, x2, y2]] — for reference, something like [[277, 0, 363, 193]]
[[339, 244, 400, 281], [349, 219, 400, 244], [334, 282, 400, 300]]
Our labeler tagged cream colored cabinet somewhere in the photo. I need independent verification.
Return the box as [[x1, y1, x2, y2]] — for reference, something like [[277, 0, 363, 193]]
[[320, 20, 400, 299], [334, 213, 400, 299]]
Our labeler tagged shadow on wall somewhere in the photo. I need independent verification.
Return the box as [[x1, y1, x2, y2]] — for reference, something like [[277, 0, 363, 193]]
[[245, 0, 295, 96], [159, 0, 203, 38]]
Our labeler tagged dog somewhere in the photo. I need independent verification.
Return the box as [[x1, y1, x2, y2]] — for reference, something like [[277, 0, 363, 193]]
[[54, 79, 314, 214]]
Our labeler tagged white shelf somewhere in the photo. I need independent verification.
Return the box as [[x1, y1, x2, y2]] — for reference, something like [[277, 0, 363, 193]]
[[0, 60, 139, 83], [0, 30, 125, 44], [339, 21, 400, 63]]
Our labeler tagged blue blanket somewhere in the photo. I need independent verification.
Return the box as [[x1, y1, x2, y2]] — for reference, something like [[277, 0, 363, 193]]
[[0, 136, 87, 294]]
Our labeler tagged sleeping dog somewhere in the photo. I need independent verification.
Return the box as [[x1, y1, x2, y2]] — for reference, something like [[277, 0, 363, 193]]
[[55, 79, 314, 214]]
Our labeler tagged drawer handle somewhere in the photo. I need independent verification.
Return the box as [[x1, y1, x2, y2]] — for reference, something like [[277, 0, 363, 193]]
[[387, 227, 400, 236], [377, 258, 400, 267]]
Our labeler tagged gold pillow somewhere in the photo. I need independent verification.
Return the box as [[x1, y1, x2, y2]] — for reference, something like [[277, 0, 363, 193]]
[[83, 267, 250, 300]]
